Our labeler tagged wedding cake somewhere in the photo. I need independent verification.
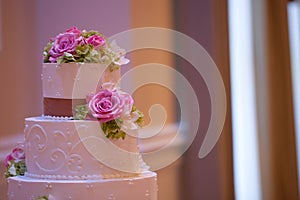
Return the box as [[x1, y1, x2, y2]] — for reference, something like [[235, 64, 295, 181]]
[[5, 27, 158, 200]]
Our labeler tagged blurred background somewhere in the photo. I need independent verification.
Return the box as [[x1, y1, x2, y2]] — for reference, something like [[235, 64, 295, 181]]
[[0, 0, 299, 199]]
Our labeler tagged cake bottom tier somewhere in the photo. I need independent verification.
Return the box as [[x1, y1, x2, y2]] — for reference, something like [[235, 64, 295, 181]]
[[7, 172, 157, 200]]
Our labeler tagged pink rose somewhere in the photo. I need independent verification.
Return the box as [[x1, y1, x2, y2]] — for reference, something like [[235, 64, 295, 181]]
[[67, 27, 87, 45], [88, 89, 133, 122], [5, 154, 13, 167], [86, 35, 106, 49], [5, 144, 25, 167], [11, 146, 25, 160], [66, 27, 82, 36], [49, 32, 78, 62]]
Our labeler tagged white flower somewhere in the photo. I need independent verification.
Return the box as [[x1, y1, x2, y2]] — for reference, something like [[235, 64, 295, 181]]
[[121, 111, 140, 130], [109, 40, 130, 65], [48, 194, 55, 200], [8, 165, 17, 176], [114, 56, 130, 65], [100, 55, 110, 63]]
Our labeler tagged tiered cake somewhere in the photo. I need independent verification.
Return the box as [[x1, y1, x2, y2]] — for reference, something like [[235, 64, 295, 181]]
[[6, 27, 157, 200]]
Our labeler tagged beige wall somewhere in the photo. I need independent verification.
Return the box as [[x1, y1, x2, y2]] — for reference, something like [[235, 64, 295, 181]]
[[0, 1, 41, 141], [0, 1, 40, 198], [130, 1, 181, 200], [130, 0, 175, 125]]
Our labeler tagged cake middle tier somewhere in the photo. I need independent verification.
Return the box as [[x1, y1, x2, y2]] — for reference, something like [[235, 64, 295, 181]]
[[25, 117, 144, 180]]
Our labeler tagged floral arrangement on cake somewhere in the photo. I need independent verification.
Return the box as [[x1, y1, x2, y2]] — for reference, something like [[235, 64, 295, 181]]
[[4, 144, 26, 178], [43, 27, 129, 70], [74, 82, 144, 139]]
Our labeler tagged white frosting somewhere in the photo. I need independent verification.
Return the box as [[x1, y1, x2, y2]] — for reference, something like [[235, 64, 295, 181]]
[[42, 63, 120, 99], [25, 117, 143, 179], [7, 172, 158, 200]]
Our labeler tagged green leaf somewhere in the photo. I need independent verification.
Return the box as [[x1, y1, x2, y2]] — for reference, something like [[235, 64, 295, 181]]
[[81, 30, 105, 38], [4, 160, 26, 178], [16, 160, 26, 176], [76, 45, 92, 56], [35, 196, 48, 200], [109, 63, 120, 72], [57, 52, 76, 64], [101, 120, 126, 140], [132, 106, 144, 127], [43, 41, 53, 63], [73, 104, 89, 120]]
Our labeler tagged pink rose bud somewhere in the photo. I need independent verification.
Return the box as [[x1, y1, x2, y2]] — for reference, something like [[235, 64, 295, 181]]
[[11, 146, 25, 160], [86, 35, 106, 49], [4, 144, 25, 167], [66, 27, 82, 37], [5, 154, 13, 167]]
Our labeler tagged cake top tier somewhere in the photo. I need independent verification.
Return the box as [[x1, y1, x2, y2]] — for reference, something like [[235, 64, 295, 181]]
[[41, 27, 130, 100], [41, 27, 130, 114]]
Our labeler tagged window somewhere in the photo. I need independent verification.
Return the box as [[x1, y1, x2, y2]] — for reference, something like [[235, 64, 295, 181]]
[[288, 1, 300, 193], [228, 0, 262, 199]]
